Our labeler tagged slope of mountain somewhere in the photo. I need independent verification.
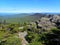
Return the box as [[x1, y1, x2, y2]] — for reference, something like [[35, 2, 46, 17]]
[[0, 13, 59, 24], [0, 13, 32, 24], [0, 13, 45, 24]]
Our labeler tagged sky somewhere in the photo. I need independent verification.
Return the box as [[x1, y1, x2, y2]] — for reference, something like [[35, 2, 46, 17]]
[[0, 0, 60, 13]]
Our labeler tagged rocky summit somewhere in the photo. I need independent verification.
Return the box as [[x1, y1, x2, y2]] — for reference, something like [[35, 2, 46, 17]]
[[28, 15, 60, 33]]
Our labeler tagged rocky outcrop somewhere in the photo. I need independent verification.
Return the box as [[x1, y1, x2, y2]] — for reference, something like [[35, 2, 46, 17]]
[[28, 15, 60, 33]]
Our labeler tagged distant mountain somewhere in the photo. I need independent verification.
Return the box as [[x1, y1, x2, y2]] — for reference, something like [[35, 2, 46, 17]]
[[0, 13, 33, 18], [0, 13, 34, 24], [0, 13, 59, 24]]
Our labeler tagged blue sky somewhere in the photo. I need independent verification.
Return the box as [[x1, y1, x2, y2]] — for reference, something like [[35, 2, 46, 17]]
[[0, 0, 60, 13]]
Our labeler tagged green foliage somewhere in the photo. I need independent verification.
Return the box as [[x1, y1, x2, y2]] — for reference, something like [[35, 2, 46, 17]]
[[0, 31, 6, 40], [0, 23, 22, 45], [0, 31, 21, 45], [5, 36, 21, 45], [30, 42, 43, 45], [39, 28, 60, 45]]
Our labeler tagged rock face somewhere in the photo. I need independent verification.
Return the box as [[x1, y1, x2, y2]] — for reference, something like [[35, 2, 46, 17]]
[[28, 15, 60, 33], [50, 15, 60, 23], [50, 15, 60, 29]]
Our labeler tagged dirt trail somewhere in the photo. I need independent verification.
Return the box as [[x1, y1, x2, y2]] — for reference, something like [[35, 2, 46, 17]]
[[18, 31, 28, 45]]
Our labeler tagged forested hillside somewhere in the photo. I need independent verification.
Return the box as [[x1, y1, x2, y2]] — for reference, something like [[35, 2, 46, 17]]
[[0, 13, 46, 24]]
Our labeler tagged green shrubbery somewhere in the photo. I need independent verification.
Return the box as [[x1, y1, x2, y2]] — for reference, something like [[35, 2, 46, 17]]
[[0, 23, 22, 45], [25, 25, 60, 45], [0, 22, 60, 45]]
